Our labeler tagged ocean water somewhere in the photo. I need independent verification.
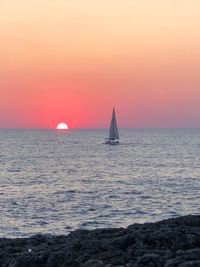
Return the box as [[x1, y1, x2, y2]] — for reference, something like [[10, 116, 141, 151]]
[[0, 128, 199, 238]]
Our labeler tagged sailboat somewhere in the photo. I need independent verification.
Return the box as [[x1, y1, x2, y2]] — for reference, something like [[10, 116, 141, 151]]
[[105, 107, 119, 145]]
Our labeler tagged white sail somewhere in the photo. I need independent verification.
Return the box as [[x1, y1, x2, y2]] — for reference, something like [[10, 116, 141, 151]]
[[109, 108, 119, 140]]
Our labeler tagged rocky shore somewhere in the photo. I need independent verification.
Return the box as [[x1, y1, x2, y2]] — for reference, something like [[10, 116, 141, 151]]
[[0, 215, 199, 267]]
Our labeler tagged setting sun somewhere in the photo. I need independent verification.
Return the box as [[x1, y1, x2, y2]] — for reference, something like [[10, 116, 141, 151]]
[[56, 122, 69, 130]]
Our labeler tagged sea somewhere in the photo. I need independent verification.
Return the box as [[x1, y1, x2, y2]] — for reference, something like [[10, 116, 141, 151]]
[[0, 128, 199, 238]]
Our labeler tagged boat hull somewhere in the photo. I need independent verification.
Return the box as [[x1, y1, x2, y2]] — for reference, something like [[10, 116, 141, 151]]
[[105, 139, 119, 145]]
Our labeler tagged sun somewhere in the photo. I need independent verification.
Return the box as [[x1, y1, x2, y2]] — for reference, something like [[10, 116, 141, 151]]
[[56, 122, 69, 130]]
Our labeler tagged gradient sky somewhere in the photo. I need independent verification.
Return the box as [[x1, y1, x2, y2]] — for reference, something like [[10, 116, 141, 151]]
[[1, 0, 200, 128]]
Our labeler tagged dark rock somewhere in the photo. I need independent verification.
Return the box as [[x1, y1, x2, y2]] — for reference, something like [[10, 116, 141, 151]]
[[136, 253, 164, 267], [0, 215, 199, 266], [83, 259, 105, 267]]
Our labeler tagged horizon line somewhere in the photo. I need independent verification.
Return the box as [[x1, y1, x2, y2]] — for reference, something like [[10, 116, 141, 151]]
[[1, 127, 200, 130]]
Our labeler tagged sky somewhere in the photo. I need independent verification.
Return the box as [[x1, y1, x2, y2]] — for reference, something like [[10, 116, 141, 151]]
[[1, 0, 200, 128]]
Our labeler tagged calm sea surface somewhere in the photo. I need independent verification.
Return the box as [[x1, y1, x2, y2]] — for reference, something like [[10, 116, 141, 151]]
[[0, 129, 199, 237]]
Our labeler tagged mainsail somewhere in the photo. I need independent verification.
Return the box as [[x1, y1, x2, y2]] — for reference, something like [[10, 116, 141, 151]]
[[109, 108, 119, 140]]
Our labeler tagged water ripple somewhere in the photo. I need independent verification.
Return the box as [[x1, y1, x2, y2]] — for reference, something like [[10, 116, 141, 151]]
[[0, 129, 199, 237]]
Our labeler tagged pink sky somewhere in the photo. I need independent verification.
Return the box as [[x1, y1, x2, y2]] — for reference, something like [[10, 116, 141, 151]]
[[1, 0, 200, 128]]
